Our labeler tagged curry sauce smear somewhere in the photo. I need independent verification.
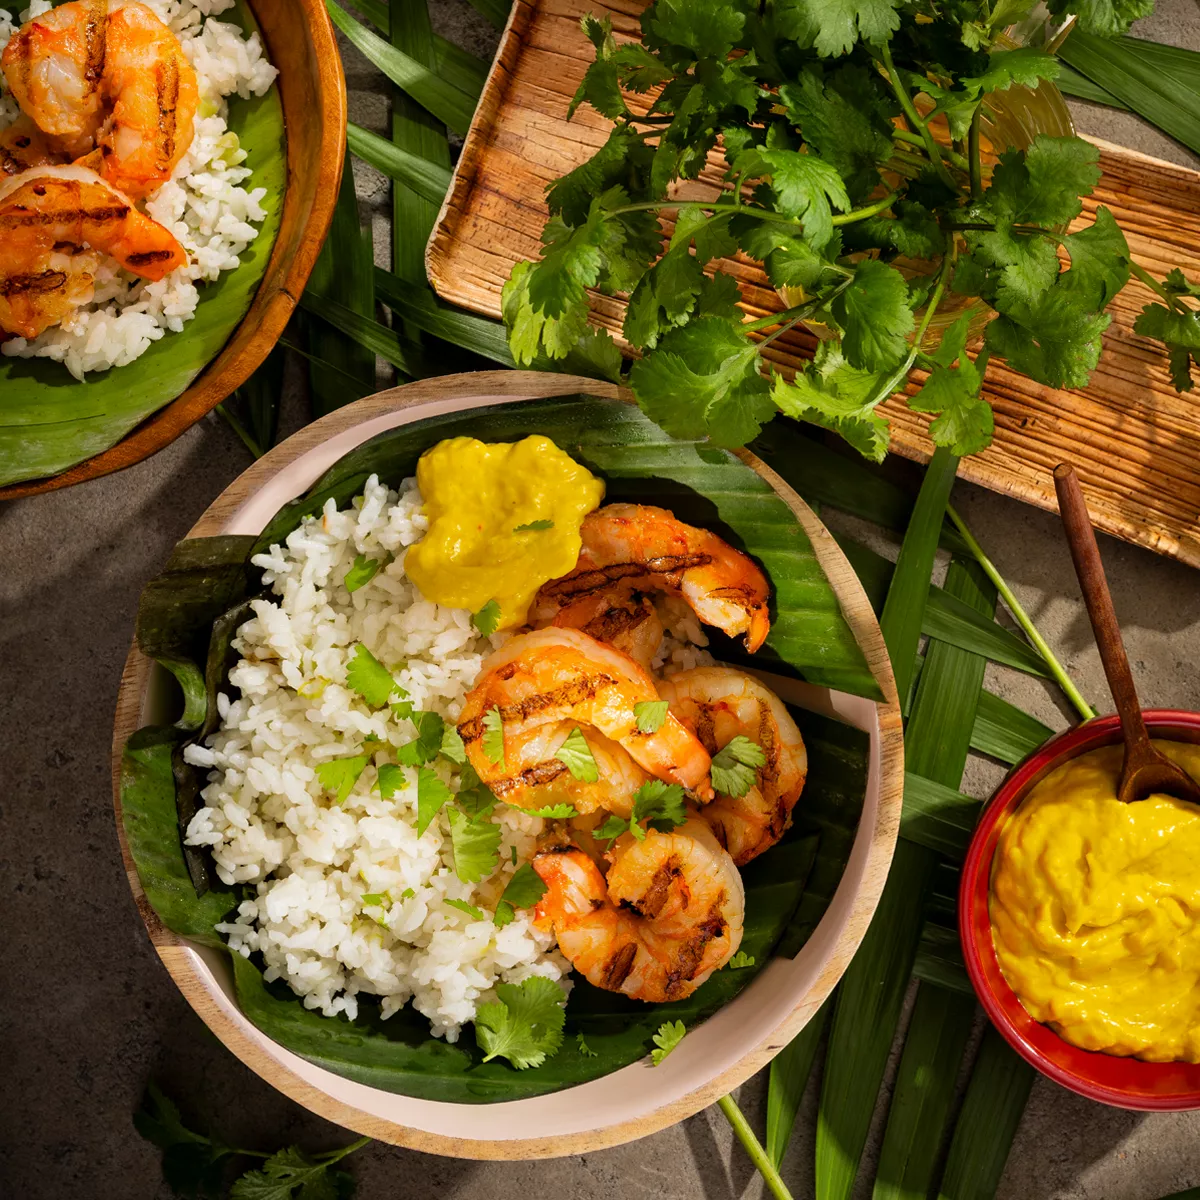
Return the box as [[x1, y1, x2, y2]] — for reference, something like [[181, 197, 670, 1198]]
[[991, 741, 1200, 1063], [404, 435, 605, 630]]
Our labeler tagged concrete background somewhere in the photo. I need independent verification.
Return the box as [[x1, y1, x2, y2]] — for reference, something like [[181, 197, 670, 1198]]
[[3, 1, 1200, 1196]]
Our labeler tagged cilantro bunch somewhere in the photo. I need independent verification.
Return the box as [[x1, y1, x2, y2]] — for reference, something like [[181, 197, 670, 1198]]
[[502, 0, 1189, 461]]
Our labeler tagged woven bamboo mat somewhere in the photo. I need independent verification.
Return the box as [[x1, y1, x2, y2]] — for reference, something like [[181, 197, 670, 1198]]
[[428, 0, 1200, 567]]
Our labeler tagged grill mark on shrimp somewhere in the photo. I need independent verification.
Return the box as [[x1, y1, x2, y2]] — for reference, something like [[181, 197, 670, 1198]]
[[0, 203, 129, 229], [83, 0, 109, 87], [457, 673, 616, 741], [488, 759, 569, 796], [0, 269, 67, 297], [126, 248, 175, 266], [581, 602, 652, 644], [663, 904, 727, 998], [540, 555, 713, 603], [155, 55, 180, 170], [624, 858, 681, 920], [603, 942, 637, 989]]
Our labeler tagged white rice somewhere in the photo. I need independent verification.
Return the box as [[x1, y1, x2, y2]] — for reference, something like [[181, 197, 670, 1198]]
[[0, 0, 278, 378], [182, 476, 575, 1040]]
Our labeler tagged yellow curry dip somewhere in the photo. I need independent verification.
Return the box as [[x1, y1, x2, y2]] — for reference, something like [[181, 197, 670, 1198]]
[[991, 741, 1200, 1063], [404, 435, 604, 629]]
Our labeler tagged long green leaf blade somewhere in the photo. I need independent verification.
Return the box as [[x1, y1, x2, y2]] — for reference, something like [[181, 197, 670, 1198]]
[[1060, 28, 1200, 155], [935, 1030, 1035, 1200], [879, 448, 959, 707], [1054, 62, 1128, 109], [299, 293, 433, 378], [766, 1000, 830, 1168], [374, 269, 515, 364], [971, 690, 1054, 764], [465, 0, 511, 29], [327, 0, 477, 135], [913, 922, 971, 994], [348, 122, 452, 208], [304, 150, 377, 416], [433, 35, 489, 98], [872, 986, 976, 1200], [899, 773, 979, 859]]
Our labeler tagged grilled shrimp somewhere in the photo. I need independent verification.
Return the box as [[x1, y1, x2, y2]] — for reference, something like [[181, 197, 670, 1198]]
[[457, 627, 713, 799], [658, 667, 807, 866], [485, 720, 652, 817], [0, 164, 187, 339], [532, 818, 744, 1002], [2, 0, 199, 199], [543, 590, 664, 669], [533, 504, 771, 653]]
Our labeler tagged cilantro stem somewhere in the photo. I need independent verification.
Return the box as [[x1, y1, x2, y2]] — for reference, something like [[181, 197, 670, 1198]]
[[215, 403, 266, 459], [319, 1135, 373, 1163], [1130, 261, 1180, 309], [717, 1094, 794, 1200], [946, 504, 1096, 721], [892, 128, 970, 172], [879, 43, 955, 190], [968, 105, 983, 199], [747, 277, 856, 346], [834, 190, 899, 226], [606, 193, 899, 230]]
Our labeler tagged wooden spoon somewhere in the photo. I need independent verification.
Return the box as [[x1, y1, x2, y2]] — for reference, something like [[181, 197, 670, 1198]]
[[1054, 463, 1200, 806]]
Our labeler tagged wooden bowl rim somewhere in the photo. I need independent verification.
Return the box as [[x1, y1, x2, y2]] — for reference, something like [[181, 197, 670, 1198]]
[[0, 0, 346, 501], [110, 370, 905, 1157]]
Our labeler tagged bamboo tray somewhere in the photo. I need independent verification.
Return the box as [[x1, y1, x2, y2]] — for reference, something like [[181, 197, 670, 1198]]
[[427, 0, 1200, 568]]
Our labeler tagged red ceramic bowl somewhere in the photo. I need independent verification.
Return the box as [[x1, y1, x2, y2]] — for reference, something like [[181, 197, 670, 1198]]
[[960, 709, 1200, 1110]]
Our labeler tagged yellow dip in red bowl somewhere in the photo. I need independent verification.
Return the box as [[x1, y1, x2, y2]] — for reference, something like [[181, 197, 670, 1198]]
[[990, 741, 1200, 1063]]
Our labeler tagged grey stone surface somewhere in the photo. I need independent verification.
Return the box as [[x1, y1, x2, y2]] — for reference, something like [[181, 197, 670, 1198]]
[[3, 1, 1200, 1197]]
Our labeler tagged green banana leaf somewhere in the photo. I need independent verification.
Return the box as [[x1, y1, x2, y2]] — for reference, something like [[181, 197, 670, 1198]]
[[0, 0, 285, 487], [120, 392, 875, 1101]]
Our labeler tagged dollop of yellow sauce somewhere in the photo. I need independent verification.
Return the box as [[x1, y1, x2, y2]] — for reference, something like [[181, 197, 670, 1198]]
[[990, 741, 1200, 1062], [404, 435, 604, 629]]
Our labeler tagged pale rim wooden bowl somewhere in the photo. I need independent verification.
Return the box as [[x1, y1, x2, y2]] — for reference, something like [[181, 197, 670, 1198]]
[[110, 371, 905, 1159], [0, 0, 346, 502]]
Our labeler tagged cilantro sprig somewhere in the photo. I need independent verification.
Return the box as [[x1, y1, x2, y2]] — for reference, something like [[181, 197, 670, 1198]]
[[710, 736, 767, 799], [597, 780, 688, 843], [476, 977, 567, 1069], [503, 3, 1193, 464]]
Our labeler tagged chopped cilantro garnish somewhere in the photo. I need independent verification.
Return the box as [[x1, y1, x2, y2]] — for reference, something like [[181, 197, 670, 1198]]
[[634, 699, 669, 734], [345, 643, 401, 708], [396, 711, 445, 766], [447, 806, 501, 883], [511, 845, 518, 866], [493, 901, 516, 927], [710, 736, 766, 798], [344, 552, 391, 593], [728, 951, 756, 969], [650, 1019, 686, 1065], [361, 892, 390, 908], [315, 755, 369, 804], [577, 1032, 598, 1057], [400, 887, 415, 901], [473, 599, 502, 638], [456, 762, 498, 820], [482, 706, 506, 768], [415, 766, 453, 836], [632, 779, 687, 832], [595, 813, 631, 843], [375, 763, 406, 799], [390, 697, 415, 721], [499, 862, 548, 912], [444, 899, 485, 921], [554, 726, 598, 782], [475, 977, 567, 1069], [525, 802, 579, 819], [513, 519, 554, 532], [440, 725, 467, 764]]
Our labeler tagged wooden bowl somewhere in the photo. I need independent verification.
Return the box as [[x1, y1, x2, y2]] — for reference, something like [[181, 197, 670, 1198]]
[[960, 710, 1200, 1111], [0, 0, 346, 501], [111, 372, 905, 1157]]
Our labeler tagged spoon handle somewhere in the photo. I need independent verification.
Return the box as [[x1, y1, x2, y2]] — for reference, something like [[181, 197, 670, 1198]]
[[1053, 464, 1151, 751]]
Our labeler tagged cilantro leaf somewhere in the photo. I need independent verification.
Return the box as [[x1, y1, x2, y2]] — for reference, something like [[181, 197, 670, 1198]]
[[524, 802, 580, 819], [361, 892, 390, 908], [710, 736, 766, 798], [632, 780, 688, 832], [135, 1082, 236, 1198], [494, 900, 516, 927], [437, 725, 465, 766], [416, 766, 453, 836], [1164, 269, 1200, 300], [343, 552, 390, 593], [623, 248, 706, 351], [728, 951, 756, 968], [513, 519, 554, 532], [229, 1145, 354, 1200], [555, 727, 599, 782], [396, 710, 445, 766], [577, 1032, 598, 1057], [456, 763, 498, 820], [444, 898, 485, 921], [499, 862, 548, 912], [315, 755, 369, 805], [644, 0, 746, 58], [634, 699, 669, 734], [963, 48, 1060, 95], [375, 763, 407, 799], [985, 289, 1111, 389], [650, 1019, 686, 1065], [831, 259, 915, 371], [473, 600, 502, 638], [1046, 0, 1153, 37], [475, 977, 567, 1069], [595, 814, 631, 842], [345, 643, 400, 708], [400, 887, 415, 901], [390, 696, 414, 721], [910, 334, 993, 456], [482, 707, 506, 768], [629, 317, 774, 448], [1058, 207, 1130, 310], [1134, 302, 1200, 392], [447, 806, 501, 883], [776, 0, 902, 57], [760, 149, 849, 249]]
